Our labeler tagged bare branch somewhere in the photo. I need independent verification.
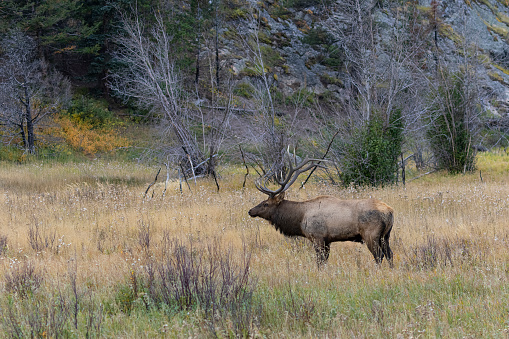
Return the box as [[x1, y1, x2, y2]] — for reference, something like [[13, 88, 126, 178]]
[[254, 148, 325, 197], [144, 168, 161, 198]]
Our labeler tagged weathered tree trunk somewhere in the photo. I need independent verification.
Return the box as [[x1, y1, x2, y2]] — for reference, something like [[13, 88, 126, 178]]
[[23, 86, 35, 153], [215, 9, 220, 88], [20, 126, 27, 150], [195, 5, 201, 84]]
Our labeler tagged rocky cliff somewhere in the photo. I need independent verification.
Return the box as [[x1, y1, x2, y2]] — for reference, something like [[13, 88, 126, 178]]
[[218, 0, 509, 117]]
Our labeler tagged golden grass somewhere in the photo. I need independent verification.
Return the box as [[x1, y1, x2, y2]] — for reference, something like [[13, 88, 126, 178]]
[[0, 152, 508, 337]]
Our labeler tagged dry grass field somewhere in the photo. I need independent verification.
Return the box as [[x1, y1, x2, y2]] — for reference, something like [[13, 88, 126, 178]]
[[0, 152, 508, 338]]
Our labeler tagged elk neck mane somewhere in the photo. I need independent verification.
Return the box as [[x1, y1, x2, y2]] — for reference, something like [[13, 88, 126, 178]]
[[269, 200, 305, 237]]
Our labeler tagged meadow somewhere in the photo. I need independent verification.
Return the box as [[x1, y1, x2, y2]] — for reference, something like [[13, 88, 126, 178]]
[[0, 151, 508, 338]]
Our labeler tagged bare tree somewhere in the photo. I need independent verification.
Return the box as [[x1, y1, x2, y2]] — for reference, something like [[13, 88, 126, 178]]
[[0, 30, 71, 153], [194, 76, 235, 183], [234, 7, 297, 175], [108, 6, 207, 174], [319, 0, 429, 185], [325, 0, 428, 125]]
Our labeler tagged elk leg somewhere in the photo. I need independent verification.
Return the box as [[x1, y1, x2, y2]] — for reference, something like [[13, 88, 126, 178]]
[[379, 239, 385, 262], [381, 234, 393, 268], [366, 237, 383, 265], [313, 239, 330, 266], [322, 242, 331, 261]]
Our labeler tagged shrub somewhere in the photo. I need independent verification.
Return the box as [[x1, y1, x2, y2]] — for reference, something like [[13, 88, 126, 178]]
[[426, 69, 478, 173], [401, 236, 479, 270], [27, 220, 56, 253], [320, 73, 343, 87], [323, 47, 344, 68], [1, 290, 72, 338], [53, 116, 129, 156], [338, 109, 403, 187], [65, 95, 116, 129], [302, 27, 334, 47], [0, 146, 25, 162], [234, 82, 255, 98], [286, 88, 316, 107], [5, 261, 44, 299], [226, 7, 249, 20], [114, 278, 138, 315], [144, 238, 256, 336], [240, 66, 263, 77], [260, 45, 285, 69], [269, 5, 292, 20]]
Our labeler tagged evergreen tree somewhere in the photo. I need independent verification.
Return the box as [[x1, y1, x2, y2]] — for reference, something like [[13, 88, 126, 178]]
[[0, 0, 98, 56], [338, 109, 404, 187]]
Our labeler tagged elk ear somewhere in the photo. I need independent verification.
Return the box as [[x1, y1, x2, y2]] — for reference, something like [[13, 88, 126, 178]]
[[274, 192, 286, 204]]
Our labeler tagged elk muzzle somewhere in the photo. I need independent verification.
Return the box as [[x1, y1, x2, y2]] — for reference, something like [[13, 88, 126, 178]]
[[248, 207, 258, 217]]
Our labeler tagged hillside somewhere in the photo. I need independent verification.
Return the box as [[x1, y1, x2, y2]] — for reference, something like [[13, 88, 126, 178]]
[[214, 0, 509, 115], [1, 0, 509, 180]]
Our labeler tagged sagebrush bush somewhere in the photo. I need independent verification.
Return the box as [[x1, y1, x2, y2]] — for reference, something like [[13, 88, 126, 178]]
[[5, 261, 43, 299], [141, 238, 256, 336]]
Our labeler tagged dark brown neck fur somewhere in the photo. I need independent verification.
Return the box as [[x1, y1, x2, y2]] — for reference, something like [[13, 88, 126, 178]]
[[269, 200, 305, 237]]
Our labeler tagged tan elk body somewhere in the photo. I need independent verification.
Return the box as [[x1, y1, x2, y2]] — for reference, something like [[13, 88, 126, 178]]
[[248, 151, 394, 266]]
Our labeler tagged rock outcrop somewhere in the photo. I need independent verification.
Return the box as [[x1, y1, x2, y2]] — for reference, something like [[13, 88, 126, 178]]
[[218, 0, 509, 114]]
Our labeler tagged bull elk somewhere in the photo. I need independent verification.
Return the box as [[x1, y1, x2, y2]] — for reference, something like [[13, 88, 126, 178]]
[[248, 151, 394, 267]]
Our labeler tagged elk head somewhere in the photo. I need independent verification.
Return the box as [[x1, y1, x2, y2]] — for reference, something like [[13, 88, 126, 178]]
[[248, 192, 286, 220], [248, 148, 323, 219]]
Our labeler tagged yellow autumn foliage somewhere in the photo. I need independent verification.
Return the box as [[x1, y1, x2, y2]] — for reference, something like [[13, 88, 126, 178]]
[[53, 116, 129, 155]]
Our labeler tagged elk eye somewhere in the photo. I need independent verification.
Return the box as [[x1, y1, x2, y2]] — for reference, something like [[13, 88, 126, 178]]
[[263, 203, 268, 207]]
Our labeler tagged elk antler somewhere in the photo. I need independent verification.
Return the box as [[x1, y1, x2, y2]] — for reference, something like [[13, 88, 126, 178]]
[[254, 147, 325, 197]]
